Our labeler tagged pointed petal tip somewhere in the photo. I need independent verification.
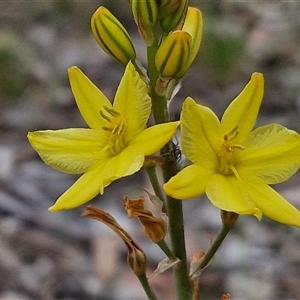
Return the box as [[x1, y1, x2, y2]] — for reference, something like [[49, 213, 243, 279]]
[[184, 96, 195, 106], [126, 60, 135, 70], [182, 97, 197, 113], [251, 72, 264, 84], [68, 66, 79, 71], [67, 66, 81, 77], [48, 205, 59, 213], [27, 131, 33, 141], [252, 208, 262, 221]]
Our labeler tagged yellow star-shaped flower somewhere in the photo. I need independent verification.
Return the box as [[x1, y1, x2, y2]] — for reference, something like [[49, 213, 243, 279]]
[[28, 62, 179, 212], [164, 73, 300, 227]]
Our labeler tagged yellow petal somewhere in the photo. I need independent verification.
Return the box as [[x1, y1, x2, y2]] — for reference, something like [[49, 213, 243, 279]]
[[163, 164, 214, 199], [243, 182, 300, 227], [68, 66, 111, 130], [48, 165, 105, 212], [181, 97, 221, 166], [206, 174, 262, 219], [113, 62, 151, 143], [102, 147, 145, 188], [221, 73, 264, 144], [28, 129, 109, 174], [236, 124, 300, 184], [129, 121, 179, 155]]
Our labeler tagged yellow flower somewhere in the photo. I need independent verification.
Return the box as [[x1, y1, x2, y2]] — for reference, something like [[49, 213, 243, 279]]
[[28, 62, 179, 212], [164, 73, 300, 227]]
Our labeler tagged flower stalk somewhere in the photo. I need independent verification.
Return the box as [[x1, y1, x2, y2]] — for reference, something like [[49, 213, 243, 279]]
[[144, 9, 193, 297], [190, 211, 239, 279]]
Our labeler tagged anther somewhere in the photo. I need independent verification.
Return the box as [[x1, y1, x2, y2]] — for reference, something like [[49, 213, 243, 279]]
[[102, 126, 112, 132], [100, 110, 112, 122], [224, 125, 239, 141], [103, 106, 120, 117]]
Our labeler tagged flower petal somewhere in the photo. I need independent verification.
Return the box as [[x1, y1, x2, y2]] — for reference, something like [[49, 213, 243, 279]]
[[102, 147, 144, 189], [236, 124, 300, 184], [243, 182, 300, 227], [48, 165, 104, 212], [181, 97, 221, 166], [206, 174, 262, 219], [113, 62, 151, 142], [28, 128, 109, 174], [221, 73, 264, 144], [68, 66, 111, 130], [129, 121, 180, 155], [163, 164, 214, 199]]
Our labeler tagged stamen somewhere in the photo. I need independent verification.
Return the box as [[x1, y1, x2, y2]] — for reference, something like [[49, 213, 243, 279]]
[[103, 105, 120, 117], [224, 125, 239, 141], [218, 126, 244, 175], [228, 165, 242, 181], [112, 123, 121, 135], [100, 110, 112, 122], [119, 121, 126, 134], [99, 105, 127, 156], [102, 126, 112, 132]]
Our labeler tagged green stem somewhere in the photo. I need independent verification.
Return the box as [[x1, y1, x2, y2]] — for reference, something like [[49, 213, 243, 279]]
[[146, 24, 193, 300], [146, 167, 166, 211], [137, 273, 158, 300], [165, 194, 193, 299], [191, 224, 232, 278], [157, 239, 176, 259]]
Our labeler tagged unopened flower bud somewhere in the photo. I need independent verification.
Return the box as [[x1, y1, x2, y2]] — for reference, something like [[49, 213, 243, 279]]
[[91, 6, 136, 64], [160, 0, 188, 33], [175, 7, 203, 78], [131, 0, 158, 46], [155, 30, 191, 78], [157, 0, 182, 20]]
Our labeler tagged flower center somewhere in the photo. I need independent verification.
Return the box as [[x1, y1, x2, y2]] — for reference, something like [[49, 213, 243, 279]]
[[100, 106, 127, 155], [218, 126, 244, 175]]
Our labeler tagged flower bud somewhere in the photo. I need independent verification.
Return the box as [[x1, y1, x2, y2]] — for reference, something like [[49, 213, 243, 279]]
[[157, 0, 182, 20], [175, 7, 203, 78], [160, 0, 188, 33], [131, 0, 158, 46], [91, 6, 136, 64], [155, 30, 191, 78]]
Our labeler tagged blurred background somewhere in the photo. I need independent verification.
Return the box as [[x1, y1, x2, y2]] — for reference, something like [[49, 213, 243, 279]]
[[0, 1, 300, 299]]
